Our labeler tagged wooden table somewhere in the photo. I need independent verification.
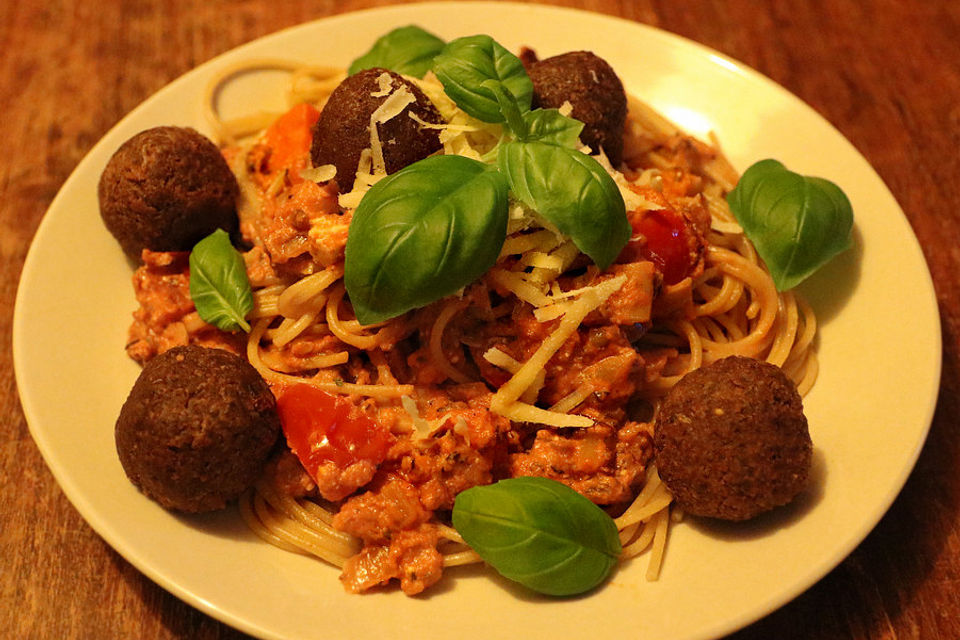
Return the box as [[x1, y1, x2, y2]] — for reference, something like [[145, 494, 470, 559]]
[[3, 1, 958, 638]]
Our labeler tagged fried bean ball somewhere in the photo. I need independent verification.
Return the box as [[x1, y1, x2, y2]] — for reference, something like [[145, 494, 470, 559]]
[[115, 345, 280, 513], [310, 68, 443, 191], [527, 51, 627, 165], [98, 126, 239, 260], [653, 356, 812, 521]]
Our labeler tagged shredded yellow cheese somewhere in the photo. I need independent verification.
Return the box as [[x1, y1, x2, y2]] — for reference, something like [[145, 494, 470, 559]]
[[490, 275, 627, 426], [300, 164, 337, 183], [368, 85, 416, 176], [370, 71, 394, 97], [487, 269, 552, 307]]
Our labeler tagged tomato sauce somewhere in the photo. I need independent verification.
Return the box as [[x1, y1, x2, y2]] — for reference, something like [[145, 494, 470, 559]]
[[126, 250, 243, 363], [122, 99, 726, 595]]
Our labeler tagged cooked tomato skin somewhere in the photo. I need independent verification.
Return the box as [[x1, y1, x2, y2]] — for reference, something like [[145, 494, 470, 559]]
[[276, 385, 393, 475], [262, 102, 321, 179], [619, 207, 691, 285]]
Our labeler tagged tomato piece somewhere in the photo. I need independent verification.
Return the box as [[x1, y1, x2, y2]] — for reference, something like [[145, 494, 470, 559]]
[[620, 208, 691, 285], [262, 103, 321, 179], [277, 385, 393, 477]]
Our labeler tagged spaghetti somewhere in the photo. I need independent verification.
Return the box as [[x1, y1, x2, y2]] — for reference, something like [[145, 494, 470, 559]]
[[133, 50, 819, 594]]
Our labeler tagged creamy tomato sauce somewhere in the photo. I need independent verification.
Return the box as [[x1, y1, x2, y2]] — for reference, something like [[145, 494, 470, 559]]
[[124, 89, 720, 593]]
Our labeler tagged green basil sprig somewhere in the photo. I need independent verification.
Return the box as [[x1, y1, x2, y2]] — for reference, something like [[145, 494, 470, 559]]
[[727, 159, 854, 290], [347, 25, 445, 78], [433, 35, 533, 123], [452, 477, 622, 596], [480, 77, 584, 148], [188, 229, 253, 332], [520, 108, 584, 148], [341, 31, 629, 323], [344, 155, 509, 325], [498, 140, 629, 269], [434, 35, 628, 268]]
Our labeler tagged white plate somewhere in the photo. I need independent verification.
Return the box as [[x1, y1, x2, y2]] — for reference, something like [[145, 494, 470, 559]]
[[13, 3, 941, 639]]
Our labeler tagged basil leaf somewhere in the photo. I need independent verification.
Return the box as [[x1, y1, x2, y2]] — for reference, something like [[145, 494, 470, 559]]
[[348, 25, 445, 78], [498, 140, 629, 269], [482, 80, 584, 148], [433, 34, 533, 123], [344, 154, 509, 325], [727, 159, 854, 290], [481, 78, 528, 139], [188, 229, 253, 332], [452, 477, 621, 596], [520, 109, 584, 148]]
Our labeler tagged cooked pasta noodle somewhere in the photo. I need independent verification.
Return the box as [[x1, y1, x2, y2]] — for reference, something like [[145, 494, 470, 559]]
[[186, 51, 822, 593]]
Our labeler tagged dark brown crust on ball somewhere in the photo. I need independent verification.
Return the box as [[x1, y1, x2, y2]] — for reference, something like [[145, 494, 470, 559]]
[[310, 68, 443, 191], [98, 126, 239, 260], [528, 51, 627, 165], [653, 356, 812, 521], [115, 345, 280, 513]]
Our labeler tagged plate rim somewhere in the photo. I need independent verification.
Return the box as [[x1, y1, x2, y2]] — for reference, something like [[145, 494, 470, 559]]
[[12, 3, 943, 639]]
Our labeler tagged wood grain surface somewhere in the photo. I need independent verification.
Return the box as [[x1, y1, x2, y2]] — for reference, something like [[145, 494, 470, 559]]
[[2, 1, 958, 638]]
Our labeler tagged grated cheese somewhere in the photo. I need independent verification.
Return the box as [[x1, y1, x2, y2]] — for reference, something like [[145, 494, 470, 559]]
[[710, 218, 743, 234], [487, 269, 552, 307], [401, 395, 433, 440], [453, 417, 470, 440], [409, 73, 503, 159], [338, 149, 379, 209], [482, 347, 543, 404], [490, 275, 627, 426], [370, 71, 394, 97], [549, 384, 595, 414], [499, 229, 563, 257], [483, 346, 522, 373], [533, 301, 573, 323], [517, 251, 564, 272], [367, 85, 416, 176], [499, 401, 594, 428], [300, 164, 337, 183]]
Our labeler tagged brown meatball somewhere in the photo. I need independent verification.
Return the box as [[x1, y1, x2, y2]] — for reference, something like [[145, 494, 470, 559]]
[[653, 356, 812, 521], [98, 126, 239, 260], [527, 51, 627, 165], [311, 68, 443, 191], [115, 345, 280, 513]]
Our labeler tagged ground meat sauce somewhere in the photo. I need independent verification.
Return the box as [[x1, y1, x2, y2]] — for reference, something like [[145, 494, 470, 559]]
[[333, 475, 445, 594], [108, 43, 816, 596], [393, 385, 506, 511], [259, 179, 347, 272], [126, 250, 243, 364], [510, 420, 653, 505]]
